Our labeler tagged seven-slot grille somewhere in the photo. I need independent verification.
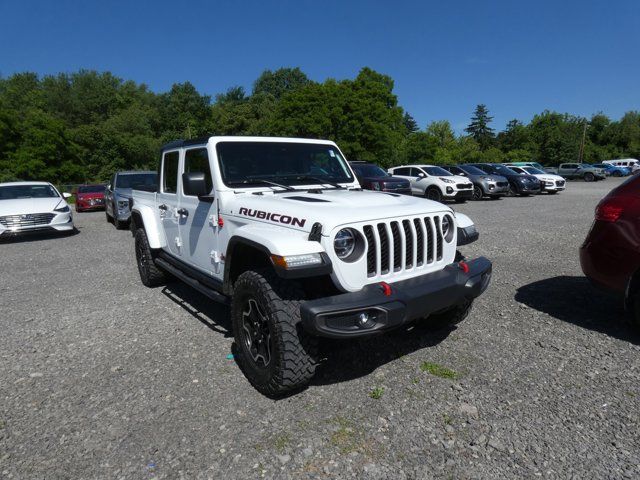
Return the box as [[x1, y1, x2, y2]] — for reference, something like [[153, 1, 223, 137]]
[[362, 216, 445, 277], [0, 213, 56, 228]]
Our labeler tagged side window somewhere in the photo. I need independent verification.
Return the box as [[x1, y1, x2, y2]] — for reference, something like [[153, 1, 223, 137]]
[[412, 168, 424, 177], [395, 167, 411, 176], [162, 151, 180, 194], [184, 148, 213, 195]]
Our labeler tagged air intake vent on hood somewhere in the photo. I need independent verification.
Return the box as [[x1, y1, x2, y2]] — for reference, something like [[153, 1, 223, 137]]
[[285, 196, 330, 203]]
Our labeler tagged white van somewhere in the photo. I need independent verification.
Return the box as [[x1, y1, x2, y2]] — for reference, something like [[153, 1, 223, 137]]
[[603, 158, 639, 168]]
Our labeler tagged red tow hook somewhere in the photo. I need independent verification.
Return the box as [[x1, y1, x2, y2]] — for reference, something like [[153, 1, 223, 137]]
[[458, 261, 470, 274], [379, 281, 392, 296]]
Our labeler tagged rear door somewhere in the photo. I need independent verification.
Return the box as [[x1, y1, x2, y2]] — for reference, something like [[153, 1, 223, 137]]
[[157, 150, 182, 256], [179, 146, 221, 278], [393, 167, 419, 193]]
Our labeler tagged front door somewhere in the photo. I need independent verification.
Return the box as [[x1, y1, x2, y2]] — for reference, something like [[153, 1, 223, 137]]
[[158, 150, 182, 256], [179, 146, 221, 279]]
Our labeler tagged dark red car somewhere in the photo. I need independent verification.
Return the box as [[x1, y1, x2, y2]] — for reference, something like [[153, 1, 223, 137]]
[[580, 175, 640, 327], [75, 184, 106, 212]]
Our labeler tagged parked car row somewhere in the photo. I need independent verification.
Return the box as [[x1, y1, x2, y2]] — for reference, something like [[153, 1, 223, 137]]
[[350, 161, 568, 202]]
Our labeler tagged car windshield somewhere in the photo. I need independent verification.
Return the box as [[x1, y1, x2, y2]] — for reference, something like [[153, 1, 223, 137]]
[[0, 184, 59, 200], [524, 167, 545, 175], [77, 185, 105, 193], [217, 142, 354, 187], [424, 166, 452, 176], [458, 165, 486, 175], [491, 165, 518, 175], [352, 164, 388, 177], [116, 173, 157, 189]]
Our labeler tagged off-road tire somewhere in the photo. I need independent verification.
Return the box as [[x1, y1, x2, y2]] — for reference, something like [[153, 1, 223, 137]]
[[134, 228, 167, 287], [584, 172, 595, 182], [425, 187, 442, 202], [472, 185, 483, 201], [426, 299, 473, 330], [232, 269, 318, 396]]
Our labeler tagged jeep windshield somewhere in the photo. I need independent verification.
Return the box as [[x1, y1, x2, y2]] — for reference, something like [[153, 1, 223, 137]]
[[217, 142, 354, 188], [0, 184, 59, 200], [116, 173, 157, 189]]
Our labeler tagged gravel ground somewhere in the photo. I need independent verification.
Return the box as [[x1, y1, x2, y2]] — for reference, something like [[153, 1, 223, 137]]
[[1, 179, 640, 479]]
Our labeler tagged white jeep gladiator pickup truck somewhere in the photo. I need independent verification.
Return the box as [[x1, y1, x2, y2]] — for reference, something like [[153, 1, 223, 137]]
[[130, 137, 492, 395]]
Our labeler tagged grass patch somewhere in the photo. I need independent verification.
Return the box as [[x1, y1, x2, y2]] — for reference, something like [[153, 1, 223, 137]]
[[420, 362, 459, 379], [272, 432, 290, 452], [369, 387, 384, 399]]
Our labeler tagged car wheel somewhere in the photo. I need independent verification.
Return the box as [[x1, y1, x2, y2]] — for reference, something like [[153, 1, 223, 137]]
[[613, 171, 622, 177], [507, 183, 517, 196], [232, 269, 318, 396], [584, 172, 595, 182], [472, 186, 483, 201], [134, 228, 168, 287], [425, 187, 442, 202]]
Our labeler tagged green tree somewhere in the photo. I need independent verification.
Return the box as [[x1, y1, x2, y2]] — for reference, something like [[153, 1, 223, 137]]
[[465, 104, 495, 150], [403, 112, 419, 134], [253, 67, 311, 99]]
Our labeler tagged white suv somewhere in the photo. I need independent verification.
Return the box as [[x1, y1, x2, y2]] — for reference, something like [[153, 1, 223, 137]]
[[388, 165, 474, 203], [130, 137, 492, 395]]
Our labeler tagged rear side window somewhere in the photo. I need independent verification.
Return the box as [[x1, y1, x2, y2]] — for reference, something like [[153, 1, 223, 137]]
[[184, 148, 213, 195], [162, 151, 180, 193], [394, 167, 412, 176]]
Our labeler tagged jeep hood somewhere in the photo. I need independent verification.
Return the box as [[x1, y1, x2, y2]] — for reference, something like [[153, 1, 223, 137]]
[[227, 188, 452, 233]]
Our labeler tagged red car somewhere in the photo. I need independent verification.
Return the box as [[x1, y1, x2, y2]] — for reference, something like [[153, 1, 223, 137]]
[[75, 184, 106, 212], [580, 175, 640, 328]]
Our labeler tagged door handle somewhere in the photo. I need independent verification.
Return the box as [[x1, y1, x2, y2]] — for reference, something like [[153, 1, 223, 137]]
[[158, 204, 168, 211], [177, 208, 189, 217]]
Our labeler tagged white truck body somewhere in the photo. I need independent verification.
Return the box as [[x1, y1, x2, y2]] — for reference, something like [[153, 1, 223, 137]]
[[130, 136, 491, 395]]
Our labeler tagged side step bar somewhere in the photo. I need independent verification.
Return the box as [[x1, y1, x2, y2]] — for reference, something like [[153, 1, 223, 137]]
[[155, 257, 230, 306]]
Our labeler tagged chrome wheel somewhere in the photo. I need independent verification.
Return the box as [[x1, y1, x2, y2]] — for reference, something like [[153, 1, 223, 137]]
[[241, 299, 272, 368]]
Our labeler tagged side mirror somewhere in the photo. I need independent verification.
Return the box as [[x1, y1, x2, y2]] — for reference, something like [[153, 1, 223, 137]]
[[182, 172, 211, 199], [418, 172, 426, 178], [63, 192, 72, 199]]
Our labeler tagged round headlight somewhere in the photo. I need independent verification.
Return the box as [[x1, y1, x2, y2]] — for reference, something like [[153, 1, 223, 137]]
[[334, 228, 356, 259], [441, 215, 455, 243]]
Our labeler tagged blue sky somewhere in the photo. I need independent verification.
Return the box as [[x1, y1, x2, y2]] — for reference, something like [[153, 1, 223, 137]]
[[1, 0, 638, 132]]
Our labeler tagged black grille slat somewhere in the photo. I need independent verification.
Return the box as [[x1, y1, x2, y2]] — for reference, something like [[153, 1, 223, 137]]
[[424, 217, 434, 263], [0, 213, 56, 228], [363, 225, 376, 277], [413, 219, 424, 266], [402, 220, 413, 268], [433, 216, 443, 261], [390, 222, 401, 271], [377, 224, 390, 274]]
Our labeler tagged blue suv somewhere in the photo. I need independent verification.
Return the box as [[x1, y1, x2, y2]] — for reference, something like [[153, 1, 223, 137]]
[[592, 163, 630, 177]]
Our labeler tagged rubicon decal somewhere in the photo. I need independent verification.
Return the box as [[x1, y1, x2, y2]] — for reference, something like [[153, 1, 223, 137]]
[[239, 207, 306, 228]]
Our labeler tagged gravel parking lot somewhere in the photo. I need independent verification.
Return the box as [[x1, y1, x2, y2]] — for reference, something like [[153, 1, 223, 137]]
[[2, 178, 639, 479]]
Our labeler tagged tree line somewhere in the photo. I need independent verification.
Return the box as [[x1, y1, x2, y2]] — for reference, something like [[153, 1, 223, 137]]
[[0, 67, 638, 183]]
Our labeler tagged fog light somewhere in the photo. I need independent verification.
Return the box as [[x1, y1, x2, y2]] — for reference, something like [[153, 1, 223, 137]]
[[446, 187, 453, 194], [357, 313, 369, 326]]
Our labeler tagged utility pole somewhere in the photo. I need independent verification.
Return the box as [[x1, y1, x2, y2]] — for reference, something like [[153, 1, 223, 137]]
[[578, 121, 587, 164]]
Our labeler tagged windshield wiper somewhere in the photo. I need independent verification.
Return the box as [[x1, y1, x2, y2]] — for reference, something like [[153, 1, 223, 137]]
[[229, 178, 295, 191], [293, 175, 346, 189]]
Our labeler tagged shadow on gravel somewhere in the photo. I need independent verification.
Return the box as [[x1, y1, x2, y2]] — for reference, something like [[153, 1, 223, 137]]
[[0, 228, 79, 243], [312, 323, 455, 386], [161, 282, 232, 337], [516, 276, 640, 345]]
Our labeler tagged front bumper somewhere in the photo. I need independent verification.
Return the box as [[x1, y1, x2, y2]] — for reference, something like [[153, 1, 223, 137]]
[[482, 182, 509, 196], [443, 188, 473, 199], [0, 213, 74, 237], [300, 257, 492, 338], [516, 183, 541, 193], [382, 187, 412, 195]]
